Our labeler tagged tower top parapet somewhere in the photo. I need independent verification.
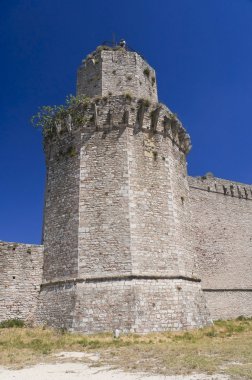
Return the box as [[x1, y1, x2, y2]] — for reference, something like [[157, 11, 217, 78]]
[[77, 45, 158, 102]]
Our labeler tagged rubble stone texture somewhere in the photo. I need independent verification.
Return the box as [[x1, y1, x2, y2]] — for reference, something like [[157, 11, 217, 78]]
[[0, 46, 251, 331], [0, 242, 43, 323], [189, 175, 252, 319]]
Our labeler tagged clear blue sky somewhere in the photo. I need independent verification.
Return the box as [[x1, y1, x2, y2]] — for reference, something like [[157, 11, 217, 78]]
[[1, 0, 252, 244]]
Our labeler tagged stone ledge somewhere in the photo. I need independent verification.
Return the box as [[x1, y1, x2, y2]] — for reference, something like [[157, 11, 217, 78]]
[[40, 274, 201, 289]]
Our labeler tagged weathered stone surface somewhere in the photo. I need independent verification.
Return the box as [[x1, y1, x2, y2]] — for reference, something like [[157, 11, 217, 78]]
[[77, 48, 158, 102], [0, 242, 43, 324], [189, 176, 252, 319], [38, 47, 211, 332], [38, 279, 209, 333], [0, 45, 251, 331]]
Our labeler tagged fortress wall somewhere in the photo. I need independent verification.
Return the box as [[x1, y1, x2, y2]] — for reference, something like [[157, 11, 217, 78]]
[[128, 125, 195, 277], [0, 241, 43, 323], [128, 129, 180, 276], [189, 176, 252, 319], [78, 125, 132, 277], [42, 130, 81, 283]]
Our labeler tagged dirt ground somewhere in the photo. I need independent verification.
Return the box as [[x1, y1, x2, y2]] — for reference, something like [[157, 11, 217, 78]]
[[0, 352, 229, 380], [0, 362, 229, 380]]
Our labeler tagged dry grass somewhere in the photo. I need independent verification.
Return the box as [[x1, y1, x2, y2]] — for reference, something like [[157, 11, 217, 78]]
[[0, 318, 252, 379]]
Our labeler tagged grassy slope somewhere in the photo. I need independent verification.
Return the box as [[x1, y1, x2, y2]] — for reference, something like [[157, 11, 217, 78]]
[[0, 318, 252, 379]]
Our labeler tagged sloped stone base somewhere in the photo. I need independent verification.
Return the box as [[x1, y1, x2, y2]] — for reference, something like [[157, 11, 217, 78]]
[[38, 278, 211, 333]]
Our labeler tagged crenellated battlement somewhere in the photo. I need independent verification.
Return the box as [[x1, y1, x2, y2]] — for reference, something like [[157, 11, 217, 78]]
[[44, 96, 191, 155], [189, 175, 252, 200]]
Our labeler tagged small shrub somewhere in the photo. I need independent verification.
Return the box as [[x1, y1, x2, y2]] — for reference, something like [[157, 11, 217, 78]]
[[66, 146, 77, 157], [172, 332, 196, 342], [150, 109, 155, 118], [143, 67, 150, 77], [88, 339, 101, 349], [170, 112, 178, 121], [96, 45, 111, 52], [236, 315, 250, 321], [112, 46, 124, 51], [124, 93, 132, 101], [138, 98, 150, 108], [205, 328, 217, 337], [233, 324, 246, 333], [31, 94, 90, 137], [0, 319, 25, 328], [151, 76, 156, 85], [144, 99, 150, 107], [59, 327, 67, 335]]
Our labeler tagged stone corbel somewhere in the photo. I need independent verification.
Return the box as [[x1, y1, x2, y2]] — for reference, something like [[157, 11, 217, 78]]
[[122, 109, 130, 125], [163, 116, 172, 137], [66, 114, 72, 132], [183, 133, 192, 154], [136, 102, 145, 129], [150, 107, 161, 133], [107, 109, 114, 127], [178, 129, 186, 145], [55, 121, 62, 135], [93, 103, 98, 129], [171, 118, 180, 143]]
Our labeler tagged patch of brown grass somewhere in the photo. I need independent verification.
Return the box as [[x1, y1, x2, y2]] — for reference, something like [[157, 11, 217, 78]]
[[0, 318, 252, 378]]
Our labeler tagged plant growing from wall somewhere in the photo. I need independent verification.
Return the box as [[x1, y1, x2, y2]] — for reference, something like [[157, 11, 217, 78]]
[[0, 319, 24, 328], [153, 151, 158, 160], [138, 98, 150, 108], [66, 146, 77, 157], [31, 94, 90, 137], [170, 112, 178, 121], [124, 93, 133, 101], [143, 67, 150, 78]]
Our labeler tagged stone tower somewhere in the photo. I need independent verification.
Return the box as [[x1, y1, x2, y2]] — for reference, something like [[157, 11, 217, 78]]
[[38, 45, 211, 332]]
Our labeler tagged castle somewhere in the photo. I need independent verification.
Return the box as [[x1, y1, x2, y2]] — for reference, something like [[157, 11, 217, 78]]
[[0, 44, 251, 333]]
